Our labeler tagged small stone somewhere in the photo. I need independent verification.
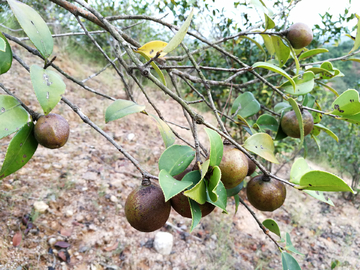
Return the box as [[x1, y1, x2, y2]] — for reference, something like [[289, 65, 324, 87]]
[[110, 195, 118, 203], [43, 164, 51, 170], [88, 224, 97, 231], [3, 183, 13, 190], [83, 172, 98, 181], [78, 246, 90, 253], [76, 215, 84, 222], [33, 201, 49, 213], [48, 238, 57, 247], [65, 210, 74, 217], [153, 232, 173, 255], [127, 133, 135, 141], [211, 234, 217, 241]]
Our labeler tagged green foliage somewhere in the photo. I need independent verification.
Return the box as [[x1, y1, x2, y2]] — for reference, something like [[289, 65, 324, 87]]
[[0, 95, 29, 140], [30, 64, 66, 115], [0, 33, 12, 75], [0, 123, 38, 180], [7, 0, 54, 59], [105, 99, 145, 123]]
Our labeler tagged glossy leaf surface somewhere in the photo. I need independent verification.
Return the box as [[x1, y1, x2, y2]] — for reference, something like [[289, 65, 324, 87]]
[[30, 64, 66, 115]]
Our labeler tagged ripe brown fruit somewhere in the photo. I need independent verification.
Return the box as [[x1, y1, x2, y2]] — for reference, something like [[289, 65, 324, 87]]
[[246, 174, 286, 212], [218, 144, 249, 189], [125, 182, 171, 232], [280, 110, 314, 138], [34, 113, 70, 149], [286, 22, 313, 49], [246, 156, 257, 176], [170, 168, 215, 218]]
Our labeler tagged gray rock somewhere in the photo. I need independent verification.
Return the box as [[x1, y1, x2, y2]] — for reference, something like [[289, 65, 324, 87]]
[[153, 232, 173, 255]]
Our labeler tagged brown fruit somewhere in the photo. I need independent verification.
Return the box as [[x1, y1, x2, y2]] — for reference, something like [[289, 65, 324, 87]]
[[125, 182, 171, 232], [280, 110, 314, 138], [170, 168, 215, 218], [246, 156, 257, 176], [218, 144, 249, 189], [246, 174, 286, 212], [286, 22, 313, 49], [34, 113, 69, 149]]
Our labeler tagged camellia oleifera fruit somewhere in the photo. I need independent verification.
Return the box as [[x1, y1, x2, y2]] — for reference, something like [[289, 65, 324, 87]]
[[125, 182, 171, 232], [286, 22, 313, 49], [246, 156, 257, 176], [280, 110, 314, 138], [246, 174, 286, 212], [34, 113, 70, 149], [218, 144, 249, 189], [170, 168, 215, 218]]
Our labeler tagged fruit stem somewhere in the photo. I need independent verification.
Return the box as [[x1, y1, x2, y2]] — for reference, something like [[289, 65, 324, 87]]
[[262, 175, 271, 182], [141, 177, 151, 186]]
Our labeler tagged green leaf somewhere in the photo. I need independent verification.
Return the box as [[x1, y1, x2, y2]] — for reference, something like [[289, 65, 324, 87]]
[[0, 123, 38, 180], [184, 178, 206, 204], [297, 171, 354, 193], [288, 98, 304, 146], [163, 8, 194, 54], [207, 165, 221, 202], [244, 133, 279, 163], [206, 180, 228, 213], [189, 198, 202, 232], [290, 158, 311, 185], [159, 169, 199, 201], [261, 34, 275, 55], [272, 36, 290, 67], [204, 128, 223, 166], [226, 182, 244, 197], [349, 14, 360, 54], [329, 89, 360, 116], [200, 159, 210, 181], [264, 13, 275, 31], [298, 48, 329, 61], [304, 190, 334, 206], [281, 252, 302, 270], [336, 112, 360, 124], [158, 145, 195, 176], [345, 57, 360, 62], [285, 233, 304, 256], [0, 33, 12, 75], [0, 95, 29, 140], [0, 36, 5, 52], [105, 99, 145, 123], [7, 0, 53, 59], [317, 81, 339, 97], [262, 219, 280, 237], [136, 50, 167, 86], [274, 102, 291, 114], [231, 92, 261, 118], [252, 62, 296, 91], [233, 194, 240, 214], [30, 64, 66, 115], [256, 114, 278, 132], [149, 114, 175, 148], [281, 71, 315, 96], [313, 123, 338, 142]]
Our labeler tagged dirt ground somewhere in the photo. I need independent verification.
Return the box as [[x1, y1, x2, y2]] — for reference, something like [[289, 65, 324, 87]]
[[0, 43, 359, 270]]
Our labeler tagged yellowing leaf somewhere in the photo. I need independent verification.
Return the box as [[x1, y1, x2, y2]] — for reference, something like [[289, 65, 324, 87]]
[[135, 40, 168, 58], [243, 133, 279, 164]]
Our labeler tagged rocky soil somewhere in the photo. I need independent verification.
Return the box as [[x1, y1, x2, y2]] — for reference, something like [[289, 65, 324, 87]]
[[0, 43, 359, 270]]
